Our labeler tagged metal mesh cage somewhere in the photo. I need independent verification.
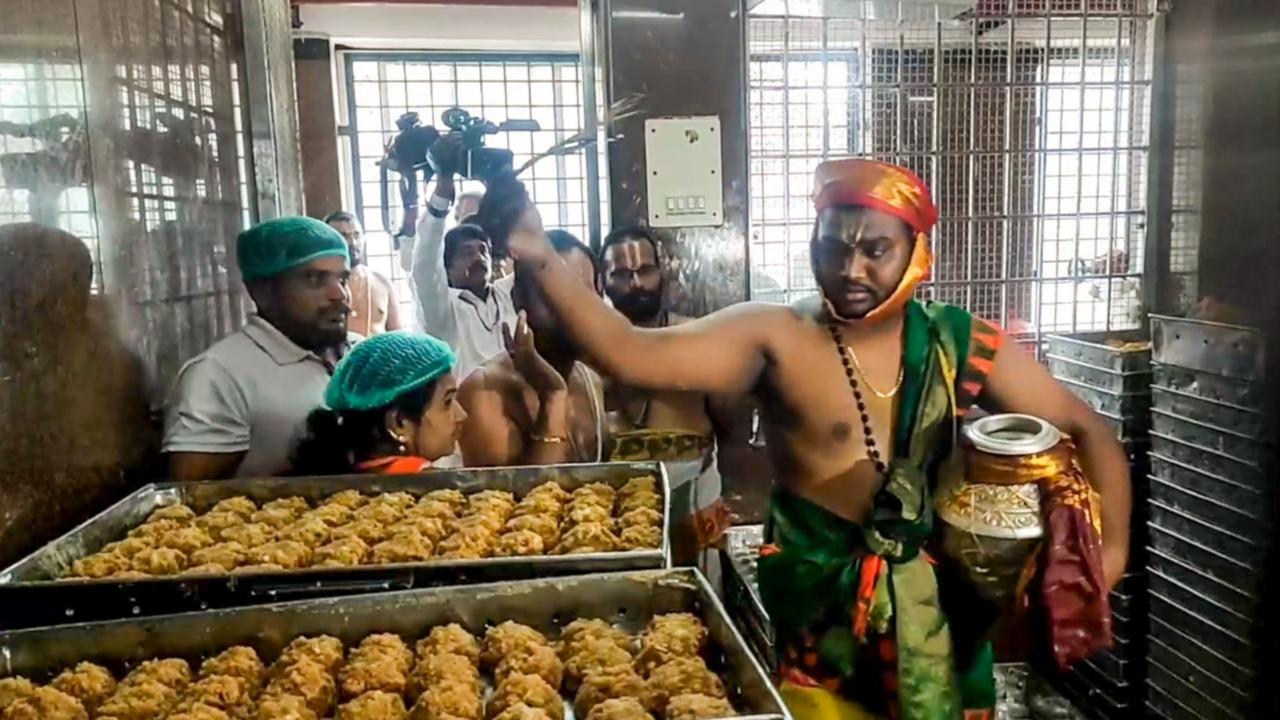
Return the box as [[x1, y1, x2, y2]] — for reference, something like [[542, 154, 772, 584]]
[[108, 0, 256, 384], [0, 62, 100, 284], [748, 0, 1157, 344], [1, 0, 257, 387]]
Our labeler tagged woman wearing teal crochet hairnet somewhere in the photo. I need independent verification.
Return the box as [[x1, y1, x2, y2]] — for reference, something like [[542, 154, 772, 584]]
[[293, 332, 465, 474]]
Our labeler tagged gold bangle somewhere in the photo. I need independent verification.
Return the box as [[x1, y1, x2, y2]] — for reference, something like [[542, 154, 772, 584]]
[[531, 434, 568, 445]]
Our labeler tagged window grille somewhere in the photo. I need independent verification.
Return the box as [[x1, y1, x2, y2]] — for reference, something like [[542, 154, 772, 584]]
[[341, 51, 609, 323], [748, 0, 1156, 342]]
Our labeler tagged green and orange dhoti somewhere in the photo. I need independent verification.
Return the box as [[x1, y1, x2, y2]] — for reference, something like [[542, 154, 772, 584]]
[[758, 300, 1005, 720]]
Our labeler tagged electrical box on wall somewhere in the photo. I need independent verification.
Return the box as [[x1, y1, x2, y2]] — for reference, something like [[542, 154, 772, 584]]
[[644, 116, 724, 228]]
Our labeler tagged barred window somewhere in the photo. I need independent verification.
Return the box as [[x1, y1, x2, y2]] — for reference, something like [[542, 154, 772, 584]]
[[341, 51, 608, 323], [748, 1, 1153, 342]]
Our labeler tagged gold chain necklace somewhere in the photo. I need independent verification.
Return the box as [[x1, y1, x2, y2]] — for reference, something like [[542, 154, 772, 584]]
[[840, 341, 904, 399]]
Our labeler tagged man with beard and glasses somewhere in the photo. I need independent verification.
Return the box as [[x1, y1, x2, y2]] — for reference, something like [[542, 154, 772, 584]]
[[325, 211, 402, 337], [597, 226, 732, 564], [163, 217, 357, 480], [457, 229, 606, 467], [488, 159, 1130, 720], [412, 139, 516, 379]]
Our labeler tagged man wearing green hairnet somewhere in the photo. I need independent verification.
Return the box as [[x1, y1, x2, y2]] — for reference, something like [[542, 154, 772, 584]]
[[162, 217, 355, 480]]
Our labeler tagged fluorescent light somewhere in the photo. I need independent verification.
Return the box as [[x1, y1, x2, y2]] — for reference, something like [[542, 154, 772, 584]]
[[612, 10, 685, 20]]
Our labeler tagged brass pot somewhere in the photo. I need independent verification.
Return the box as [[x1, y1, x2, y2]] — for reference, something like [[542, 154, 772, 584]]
[[936, 414, 1060, 607]]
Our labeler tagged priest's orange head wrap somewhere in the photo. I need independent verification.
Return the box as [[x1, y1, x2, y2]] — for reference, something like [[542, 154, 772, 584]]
[[813, 158, 938, 233], [812, 159, 938, 323]]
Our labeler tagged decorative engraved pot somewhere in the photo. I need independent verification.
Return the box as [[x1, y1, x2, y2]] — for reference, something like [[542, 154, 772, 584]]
[[936, 414, 1060, 607]]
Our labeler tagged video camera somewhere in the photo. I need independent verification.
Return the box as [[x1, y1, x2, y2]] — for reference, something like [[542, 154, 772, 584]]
[[378, 107, 538, 242]]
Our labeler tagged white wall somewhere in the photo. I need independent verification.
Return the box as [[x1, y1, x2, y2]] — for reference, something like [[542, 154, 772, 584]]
[[297, 3, 580, 52]]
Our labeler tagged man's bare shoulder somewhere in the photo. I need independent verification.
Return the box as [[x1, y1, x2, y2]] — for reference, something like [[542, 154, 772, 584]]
[[458, 364, 507, 422], [789, 294, 827, 321], [462, 353, 525, 397], [368, 268, 396, 290]]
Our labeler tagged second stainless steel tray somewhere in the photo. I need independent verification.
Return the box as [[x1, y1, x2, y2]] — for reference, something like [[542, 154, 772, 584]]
[[720, 525, 772, 670], [1150, 385, 1264, 439], [1149, 434, 1264, 490], [1046, 354, 1153, 395], [1053, 376, 1151, 418], [0, 568, 789, 720], [1150, 410, 1266, 464], [1150, 315, 1264, 382], [1151, 363, 1262, 409], [0, 462, 671, 629], [1044, 331, 1151, 373], [1148, 453, 1267, 522]]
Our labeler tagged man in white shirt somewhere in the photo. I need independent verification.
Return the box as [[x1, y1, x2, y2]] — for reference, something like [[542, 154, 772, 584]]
[[412, 169, 517, 380], [163, 217, 354, 480]]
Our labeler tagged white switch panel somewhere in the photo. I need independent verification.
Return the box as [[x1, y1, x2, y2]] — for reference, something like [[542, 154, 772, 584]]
[[644, 116, 724, 228]]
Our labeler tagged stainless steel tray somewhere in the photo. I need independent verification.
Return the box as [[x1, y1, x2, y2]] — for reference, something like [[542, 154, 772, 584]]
[[1149, 474, 1268, 530], [1147, 523, 1262, 590], [1150, 409, 1266, 463], [1150, 315, 1264, 382], [1149, 434, 1264, 491], [1149, 499, 1262, 564], [1152, 363, 1262, 409], [0, 568, 789, 720], [1148, 452, 1267, 522], [719, 525, 772, 671], [1045, 354, 1153, 394], [1094, 408, 1151, 446], [1146, 546, 1258, 621], [1053, 376, 1151, 419], [1147, 590, 1257, 667], [1146, 650, 1251, 720], [724, 525, 764, 616], [0, 463, 671, 629], [1150, 385, 1264, 439], [1147, 613, 1254, 691], [1149, 570, 1257, 646], [1044, 331, 1151, 373]]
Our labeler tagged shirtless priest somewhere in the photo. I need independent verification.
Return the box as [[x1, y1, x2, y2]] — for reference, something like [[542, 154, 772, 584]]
[[487, 159, 1131, 720]]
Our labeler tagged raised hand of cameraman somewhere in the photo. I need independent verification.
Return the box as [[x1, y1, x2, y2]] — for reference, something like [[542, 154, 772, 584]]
[[404, 135, 462, 273], [427, 133, 466, 194]]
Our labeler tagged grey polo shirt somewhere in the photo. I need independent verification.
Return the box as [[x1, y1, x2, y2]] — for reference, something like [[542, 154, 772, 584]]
[[162, 315, 351, 478]]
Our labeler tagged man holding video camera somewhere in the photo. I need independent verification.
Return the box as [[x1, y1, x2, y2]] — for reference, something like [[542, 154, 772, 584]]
[[411, 134, 517, 380]]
